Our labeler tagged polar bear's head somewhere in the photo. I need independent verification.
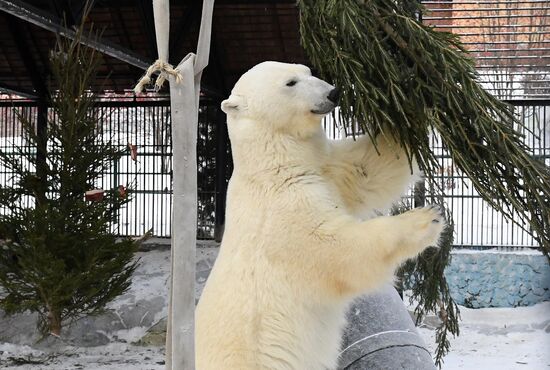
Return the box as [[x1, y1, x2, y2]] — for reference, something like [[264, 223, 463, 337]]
[[221, 61, 339, 137]]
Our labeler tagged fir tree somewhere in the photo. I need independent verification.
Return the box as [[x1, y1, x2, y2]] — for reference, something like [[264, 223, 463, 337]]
[[0, 25, 138, 336], [394, 201, 459, 366], [298, 0, 549, 256], [299, 0, 549, 367]]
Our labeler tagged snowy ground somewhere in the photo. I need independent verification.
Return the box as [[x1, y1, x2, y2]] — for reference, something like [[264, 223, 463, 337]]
[[1, 304, 548, 369], [0, 248, 548, 369], [418, 302, 550, 370], [0, 249, 171, 369], [0, 342, 165, 370]]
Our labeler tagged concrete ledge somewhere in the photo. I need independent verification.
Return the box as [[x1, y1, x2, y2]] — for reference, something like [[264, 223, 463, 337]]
[[445, 249, 550, 308]]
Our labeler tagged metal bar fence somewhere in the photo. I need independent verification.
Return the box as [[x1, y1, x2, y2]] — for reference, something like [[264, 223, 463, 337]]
[[427, 101, 549, 250], [323, 102, 549, 250], [1, 99, 548, 249], [0, 98, 222, 239], [0, 102, 38, 216]]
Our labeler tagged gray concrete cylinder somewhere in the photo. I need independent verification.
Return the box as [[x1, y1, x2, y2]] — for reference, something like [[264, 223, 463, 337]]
[[338, 286, 436, 370]]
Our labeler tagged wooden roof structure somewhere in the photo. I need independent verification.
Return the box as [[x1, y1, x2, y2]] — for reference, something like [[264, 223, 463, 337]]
[[0, 0, 308, 100]]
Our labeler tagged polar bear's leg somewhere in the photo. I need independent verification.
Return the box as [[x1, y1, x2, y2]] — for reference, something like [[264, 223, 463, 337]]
[[325, 134, 421, 215], [314, 205, 444, 296]]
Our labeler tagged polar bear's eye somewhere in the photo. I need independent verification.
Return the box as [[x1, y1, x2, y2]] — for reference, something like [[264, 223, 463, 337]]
[[286, 80, 298, 87]]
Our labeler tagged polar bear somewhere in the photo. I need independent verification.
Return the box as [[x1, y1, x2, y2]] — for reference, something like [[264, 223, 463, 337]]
[[196, 61, 444, 370]]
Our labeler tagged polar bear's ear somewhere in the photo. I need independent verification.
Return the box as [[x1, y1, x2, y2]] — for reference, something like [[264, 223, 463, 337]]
[[221, 94, 244, 114]]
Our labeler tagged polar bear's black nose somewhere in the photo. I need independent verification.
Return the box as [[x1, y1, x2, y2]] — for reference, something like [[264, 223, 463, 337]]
[[327, 88, 340, 104]]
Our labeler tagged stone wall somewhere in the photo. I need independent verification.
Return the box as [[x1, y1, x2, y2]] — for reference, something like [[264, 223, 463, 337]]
[[445, 250, 550, 308]]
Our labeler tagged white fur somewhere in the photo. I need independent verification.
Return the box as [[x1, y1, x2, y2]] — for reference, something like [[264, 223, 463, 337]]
[[196, 61, 444, 370]]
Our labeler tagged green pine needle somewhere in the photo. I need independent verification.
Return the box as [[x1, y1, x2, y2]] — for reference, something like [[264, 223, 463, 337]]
[[299, 0, 549, 259], [299, 0, 549, 366], [0, 18, 139, 336]]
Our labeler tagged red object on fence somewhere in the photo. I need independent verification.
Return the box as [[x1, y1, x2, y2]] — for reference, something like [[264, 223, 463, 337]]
[[118, 185, 127, 199], [85, 189, 104, 201], [128, 143, 138, 161]]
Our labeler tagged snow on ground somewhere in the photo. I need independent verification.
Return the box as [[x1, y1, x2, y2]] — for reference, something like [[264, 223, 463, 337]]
[[417, 302, 550, 370], [1, 301, 548, 369], [0, 342, 165, 370], [0, 249, 171, 369], [0, 249, 548, 369]]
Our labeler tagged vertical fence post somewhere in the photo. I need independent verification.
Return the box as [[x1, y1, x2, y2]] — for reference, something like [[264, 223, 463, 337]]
[[414, 181, 426, 208], [35, 99, 48, 203], [214, 103, 228, 242]]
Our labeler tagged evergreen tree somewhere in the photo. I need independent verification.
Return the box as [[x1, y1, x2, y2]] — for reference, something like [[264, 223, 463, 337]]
[[394, 201, 459, 366], [0, 25, 138, 336], [299, 0, 549, 256], [299, 0, 549, 367]]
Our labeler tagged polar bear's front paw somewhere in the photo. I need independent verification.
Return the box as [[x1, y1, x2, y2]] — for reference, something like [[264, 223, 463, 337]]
[[399, 205, 446, 252]]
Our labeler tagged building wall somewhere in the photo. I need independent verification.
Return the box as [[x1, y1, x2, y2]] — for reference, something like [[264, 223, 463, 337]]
[[422, 0, 549, 100], [445, 250, 550, 308]]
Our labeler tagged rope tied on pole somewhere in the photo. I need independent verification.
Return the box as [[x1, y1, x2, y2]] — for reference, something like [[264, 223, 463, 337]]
[[133, 58, 183, 93], [130, 0, 214, 367]]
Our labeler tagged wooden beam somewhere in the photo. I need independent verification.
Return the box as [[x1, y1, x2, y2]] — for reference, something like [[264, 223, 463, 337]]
[[0, 0, 150, 70], [0, 82, 38, 99], [0, 0, 224, 97], [6, 15, 48, 97]]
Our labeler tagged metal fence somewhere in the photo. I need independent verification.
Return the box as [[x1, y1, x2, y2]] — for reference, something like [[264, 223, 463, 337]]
[[0, 98, 227, 240], [323, 101, 549, 250], [0, 102, 37, 214], [428, 101, 549, 249], [1, 99, 548, 249], [419, 0, 550, 249]]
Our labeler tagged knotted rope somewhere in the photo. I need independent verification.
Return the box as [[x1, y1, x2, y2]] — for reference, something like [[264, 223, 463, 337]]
[[133, 59, 183, 93]]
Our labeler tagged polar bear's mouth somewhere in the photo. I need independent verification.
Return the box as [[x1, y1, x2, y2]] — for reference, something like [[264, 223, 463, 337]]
[[311, 88, 340, 114], [311, 102, 337, 115]]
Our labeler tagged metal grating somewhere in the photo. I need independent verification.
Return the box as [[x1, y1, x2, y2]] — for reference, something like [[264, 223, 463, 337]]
[[0, 98, 225, 239], [323, 101, 549, 250], [422, 0, 550, 100], [427, 101, 549, 249]]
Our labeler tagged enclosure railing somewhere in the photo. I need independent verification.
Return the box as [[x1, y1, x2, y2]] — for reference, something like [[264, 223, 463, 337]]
[[323, 101, 549, 250], [0, 98, 224, 240], [428, 100, 548, 249], [0, 98, 548, 249]]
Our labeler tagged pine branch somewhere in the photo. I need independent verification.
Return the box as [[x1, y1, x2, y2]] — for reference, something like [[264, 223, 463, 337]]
[[299, 0, 549, 365], [395, 202, 459, 368], [298, 0, 550, 260]]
